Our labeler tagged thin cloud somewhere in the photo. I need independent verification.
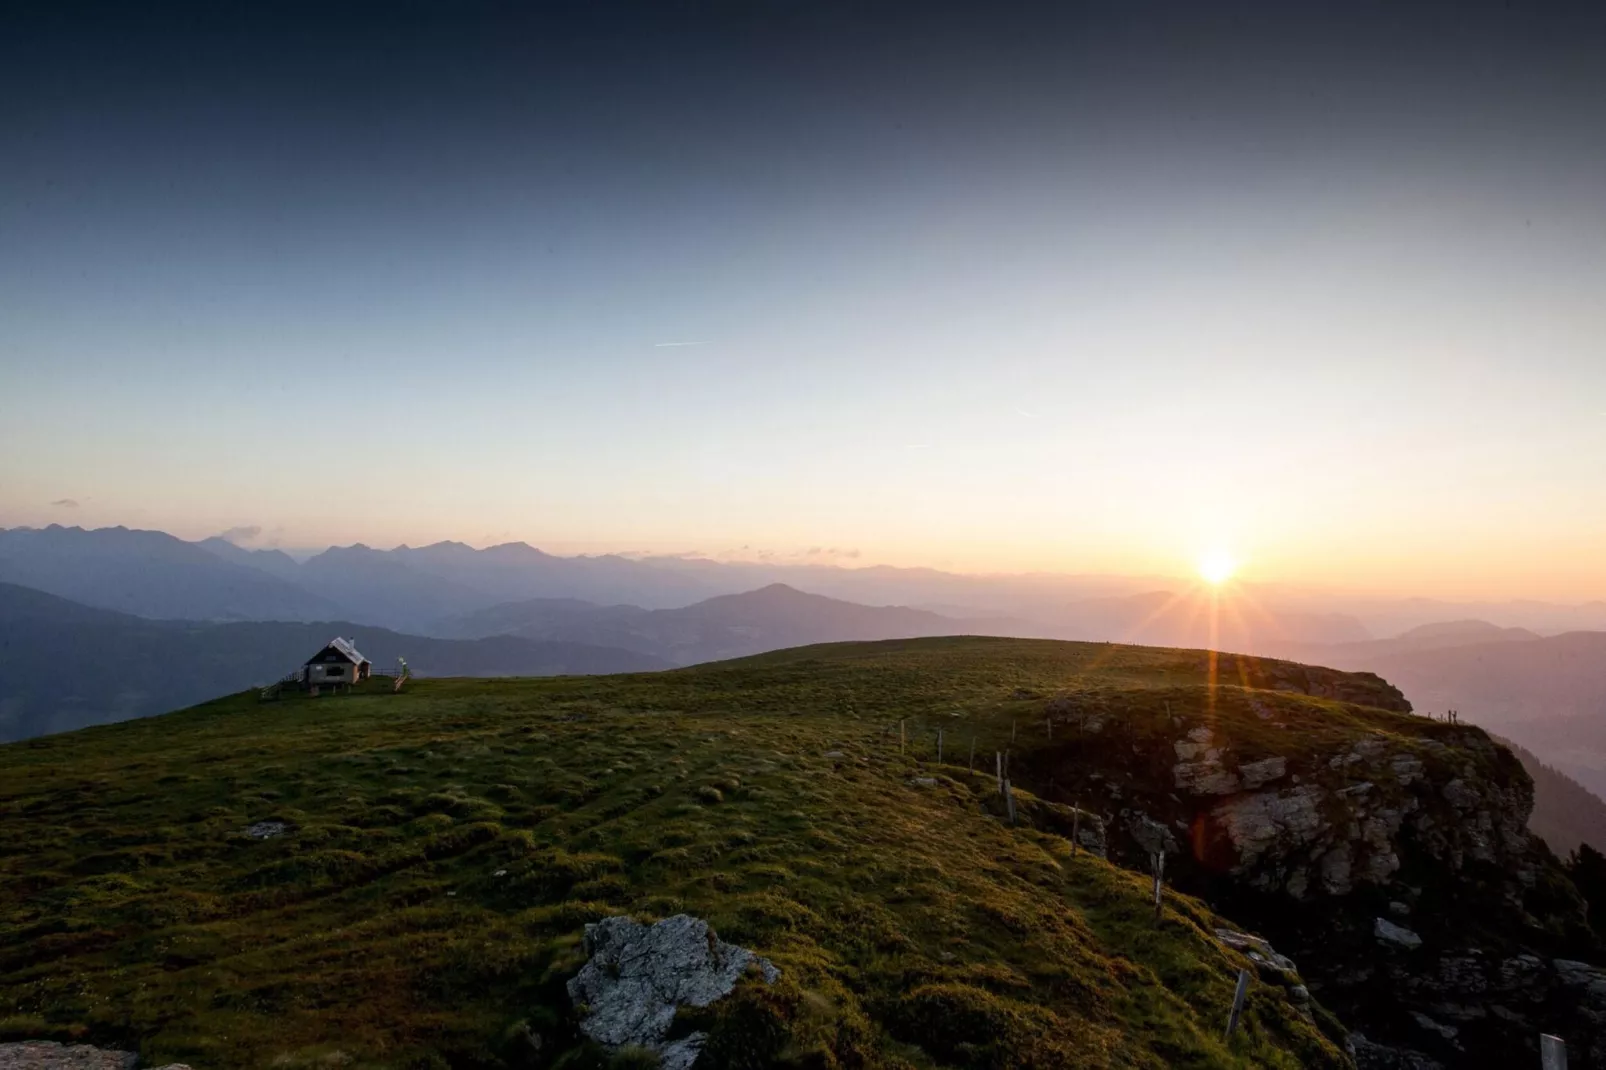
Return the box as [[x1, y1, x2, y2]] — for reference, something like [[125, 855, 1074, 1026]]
[[653, 341, 710, 348], [49, 498, 79, 509], [904, 443, 933, 449], [219, 525, 262, 544], [1016, 407, 1041, 419]]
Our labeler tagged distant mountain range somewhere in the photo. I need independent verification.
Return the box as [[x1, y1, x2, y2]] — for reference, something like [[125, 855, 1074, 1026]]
[[439, 582, 1030, 665], [0, 525, 1379, 648], [0, 582, 667, 742], [0, 525, 341, 621]]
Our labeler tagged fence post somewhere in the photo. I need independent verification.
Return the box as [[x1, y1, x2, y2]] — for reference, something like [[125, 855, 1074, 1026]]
[[1071, 805, 1080, 856], [937, 728, 944, 765], [1541, 1034, 1568, 1070], [969, 734, 976, 773], [1224, 968, 1250, 1038], [995, 752, 1003, 793], [1151, 850, 1166, 923], [1004, 778, 1016, 824], [1046, 715, 1052, 739]]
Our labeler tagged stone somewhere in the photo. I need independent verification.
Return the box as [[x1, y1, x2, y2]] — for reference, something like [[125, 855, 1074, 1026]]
[[567, 914, 779, 1068], [1126, 812, 1179, 858], [0, 1044, 137, 1070], [245, 821, 287, 839], [1239, 756, 1287, 789], [1211, 785, 1328, 875], [908, 777, 938, 787], [1172, 727, 1243, 795], [1172, 760, 1240, 795], [1320, 844, 1354, 895], [0, 1044, 192, 1070], [1441, 779, 1480, 811], [1390, 754, 1425, 786], [1214, 928, 1300, 980], [1347, 1033, 1445, 1069], [1374, 917, 1423, 949], [1555, 959, 1606, 988], [1389, 900, 1411, 917], [1410, 1011, 1459, 1040]]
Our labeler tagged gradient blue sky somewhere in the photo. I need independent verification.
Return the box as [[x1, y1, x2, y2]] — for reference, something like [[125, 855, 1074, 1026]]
[[2, 2, 1604, 598]]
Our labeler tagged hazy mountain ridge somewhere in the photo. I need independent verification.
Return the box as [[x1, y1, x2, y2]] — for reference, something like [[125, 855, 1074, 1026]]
[[438, 582, 1040, 665], [0, 525, 342, 622], [0, 581, 667, 742]]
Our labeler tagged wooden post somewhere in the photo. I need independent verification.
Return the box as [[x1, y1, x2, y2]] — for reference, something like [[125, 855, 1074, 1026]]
[[969, 734, 976, 773], [1004, 749, 1010, 779], [995, 752, 1003, 793], [1011, 719, 1017, 743], [1071, 806, 1080, 856], [1151, 850, 1166, 923], [1046, 715, 1052, 739], [1541, 1035, 1568, 1070], [1224, 968, 1250, 1038], [937, 728, 944, 765], [1004, 778, 1016, 824]]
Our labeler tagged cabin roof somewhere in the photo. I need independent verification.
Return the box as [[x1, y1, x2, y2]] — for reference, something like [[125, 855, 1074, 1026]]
[[306, 636, 370, 666]]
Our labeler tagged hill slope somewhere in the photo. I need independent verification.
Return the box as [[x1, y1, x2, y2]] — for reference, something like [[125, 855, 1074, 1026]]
[[0, 582, 669, 742], [0, 639, 1372, 1070], [1500, 736, 1606, 856]]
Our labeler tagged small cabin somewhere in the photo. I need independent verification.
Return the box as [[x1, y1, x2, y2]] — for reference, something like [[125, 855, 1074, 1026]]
[[303, 637, 372, 689]]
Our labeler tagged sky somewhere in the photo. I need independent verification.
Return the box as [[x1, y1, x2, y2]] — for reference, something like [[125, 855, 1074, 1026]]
[[2, 1, 1604, 600]]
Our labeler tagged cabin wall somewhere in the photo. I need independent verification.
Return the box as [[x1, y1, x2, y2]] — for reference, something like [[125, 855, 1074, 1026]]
[[309, 662, 352, 684]]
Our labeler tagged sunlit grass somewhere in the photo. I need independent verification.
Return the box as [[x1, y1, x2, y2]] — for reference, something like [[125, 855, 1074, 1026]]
[[0, 637, 1366, 1069]]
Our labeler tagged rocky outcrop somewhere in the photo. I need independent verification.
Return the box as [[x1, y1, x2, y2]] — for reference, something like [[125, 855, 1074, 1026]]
[[1024, 676, 1601, 1067], [567, 914, 779, 1069]]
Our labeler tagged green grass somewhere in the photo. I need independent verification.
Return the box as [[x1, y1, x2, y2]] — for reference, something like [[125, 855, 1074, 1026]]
[[0, 638, 1362, 1068]]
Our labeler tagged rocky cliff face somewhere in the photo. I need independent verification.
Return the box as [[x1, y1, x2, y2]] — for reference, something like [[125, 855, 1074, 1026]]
[[1023, 653, 1601, 1068]]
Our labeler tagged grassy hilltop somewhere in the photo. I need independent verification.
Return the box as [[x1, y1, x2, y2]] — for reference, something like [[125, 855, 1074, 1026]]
[[0, 637, 1380, 1069]]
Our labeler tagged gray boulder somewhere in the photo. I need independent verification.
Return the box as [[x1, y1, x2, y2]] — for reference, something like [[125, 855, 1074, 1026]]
[[1374, 917, 1424, 949], [567, 914, 780, 1069]]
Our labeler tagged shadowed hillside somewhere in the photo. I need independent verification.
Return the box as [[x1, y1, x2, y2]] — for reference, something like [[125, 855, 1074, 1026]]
[[1500, 736, 1606, 856]]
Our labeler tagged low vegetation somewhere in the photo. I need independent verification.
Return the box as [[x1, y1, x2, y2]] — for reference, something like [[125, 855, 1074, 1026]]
[[0, 638, 1357, 1068]]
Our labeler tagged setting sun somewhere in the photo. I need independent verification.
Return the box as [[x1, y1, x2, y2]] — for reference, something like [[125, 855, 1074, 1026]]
[[1197, 550, 1238, 586]]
